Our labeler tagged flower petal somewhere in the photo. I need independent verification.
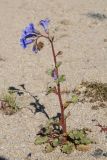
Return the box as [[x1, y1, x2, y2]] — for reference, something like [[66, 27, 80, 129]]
[[25, 23, 36, 33], [20, 39, 27, 48], [39, 18, 50, 32], [52, 69, 57, 80], [32, 44, 38, 53], [20, 38, 33, 48], [25, 39, 33, 45], [24, 33, 37, 39]]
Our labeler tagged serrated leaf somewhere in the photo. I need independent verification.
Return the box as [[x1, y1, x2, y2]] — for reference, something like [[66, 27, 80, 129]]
[[45, 143, 54, 153], [68, 130, 85, 140], [71, 95, 78, 104], [68, 129, 92, 145], [75, 131, 85, 140], [61, 142, 74, 154], [56, 62, 62, 68], [35, 136, 48, 145]]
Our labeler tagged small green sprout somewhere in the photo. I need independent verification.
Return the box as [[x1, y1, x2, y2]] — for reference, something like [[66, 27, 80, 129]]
[[0, 91, 19, 115]]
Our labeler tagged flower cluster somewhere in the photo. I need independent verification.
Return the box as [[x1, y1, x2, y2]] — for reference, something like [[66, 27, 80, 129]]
[[20, 18, 49, 53]]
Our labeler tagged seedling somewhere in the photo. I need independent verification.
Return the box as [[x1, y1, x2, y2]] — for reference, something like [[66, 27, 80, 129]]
[[0, 91, 19, 115]]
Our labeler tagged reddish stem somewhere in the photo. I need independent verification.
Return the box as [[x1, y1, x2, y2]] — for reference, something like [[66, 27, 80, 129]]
[[49, 37, 66, 133]]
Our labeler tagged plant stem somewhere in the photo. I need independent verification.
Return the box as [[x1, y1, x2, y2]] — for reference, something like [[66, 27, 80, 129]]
[[49, 37, 66, 133]]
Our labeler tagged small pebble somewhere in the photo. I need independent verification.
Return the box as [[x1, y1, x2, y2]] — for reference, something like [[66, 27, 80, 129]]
[[92, 148, 103, 157], [103, 152, 107, 157], [104, 39, 107, 42], [25, 153, 32, 160]]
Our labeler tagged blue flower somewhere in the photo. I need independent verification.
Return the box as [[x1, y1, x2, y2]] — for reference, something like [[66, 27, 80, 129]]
[[20, 21, 48, 53], [24, 23, 36, 34], [39, 18, 50, 32], [21, 23, 37, 39], [32, 44, 38, 53], [20, 38, 33, 49], [20, 23, 38, 49]]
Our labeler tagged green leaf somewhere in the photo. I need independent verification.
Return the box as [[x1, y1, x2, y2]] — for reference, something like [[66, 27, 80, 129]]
[[73, 130, 85, 140], [56, 51, 63, 56], [46, 87, 53, 95], [56, 75, 66, 84], [72, 130, 79, 136], [68, 129, 92, 145], [46, 86, 57, 95], [35, 136, 48, 145], [71, 95, 78, 104], [46, 69, 53, 76], [52, 138, 60, 147], [80, 137, 92, 145], [68, 130, 85, 140], [61, 142, 74, 154], [59, 75, 66, 82], [63, 101, 72, 109], [45, 143, 55, 153], [56, 62, 62, 68], [75, 140, 80, 145], [68, 131, 75, 140], [2, 92, 19, 112]]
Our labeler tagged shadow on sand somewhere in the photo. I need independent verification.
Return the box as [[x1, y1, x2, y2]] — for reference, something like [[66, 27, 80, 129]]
[[8, 84, 49, 119]]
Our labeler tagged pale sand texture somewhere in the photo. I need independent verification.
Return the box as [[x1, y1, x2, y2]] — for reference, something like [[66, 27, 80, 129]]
[[0, 0, 107, 159]]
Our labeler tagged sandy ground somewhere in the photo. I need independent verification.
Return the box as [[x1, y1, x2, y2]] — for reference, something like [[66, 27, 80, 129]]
[[0, 0, 107, 159]]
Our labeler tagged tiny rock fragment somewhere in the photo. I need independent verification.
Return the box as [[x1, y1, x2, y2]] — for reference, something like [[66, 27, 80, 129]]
[[103, 152, 107, 157], [92, 148, 103, 157], [104, 39, 107, 42], [25, 153, 32, 160]]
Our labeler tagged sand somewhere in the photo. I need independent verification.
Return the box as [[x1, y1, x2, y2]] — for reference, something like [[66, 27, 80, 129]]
[[0, 0, 107, 159]]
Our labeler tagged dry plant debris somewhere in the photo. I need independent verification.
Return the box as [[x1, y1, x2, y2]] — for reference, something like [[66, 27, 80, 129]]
[[73, 81, 107, 105]]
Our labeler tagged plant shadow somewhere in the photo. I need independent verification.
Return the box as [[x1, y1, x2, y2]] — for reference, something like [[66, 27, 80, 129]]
[[8, 84, 49, 119]]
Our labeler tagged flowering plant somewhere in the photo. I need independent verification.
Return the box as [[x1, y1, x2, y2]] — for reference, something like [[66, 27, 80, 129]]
[[20, 19, 67, 133], [20, 19, 92, 153]]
